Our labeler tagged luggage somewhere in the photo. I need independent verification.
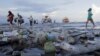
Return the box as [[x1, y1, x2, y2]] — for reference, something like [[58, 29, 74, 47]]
[[44, 41, 56, 52], [18, 19, 24, 24], [14, 18, 17, 22]]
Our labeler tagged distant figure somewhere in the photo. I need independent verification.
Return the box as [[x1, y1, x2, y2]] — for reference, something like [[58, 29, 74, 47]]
[[42, 16, 52, 24], [17, 14, 24, 27], [7, 11, 14, 25], [54, 20, 56, 23], [86, 8, 95, 28], [34, 19, 38, 24], [63, 17, 69, 23], [35, 19, 38, 24], [28, 16, 33, 26]]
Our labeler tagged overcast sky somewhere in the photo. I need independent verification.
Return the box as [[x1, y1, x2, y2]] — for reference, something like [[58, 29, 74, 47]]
[[0, 0, 100, 23]]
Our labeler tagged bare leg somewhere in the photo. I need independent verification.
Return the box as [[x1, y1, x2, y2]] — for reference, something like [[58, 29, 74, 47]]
[[9, 23, 13, 30], [90, 19, 95, 28], [9, 21, 13, 31], [86, 20, 89, 28]]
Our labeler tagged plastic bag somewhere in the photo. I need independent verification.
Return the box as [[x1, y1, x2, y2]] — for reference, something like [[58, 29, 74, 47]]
[[46, 32, 56, 41], [67, 37, 76, 45], [3, 30, 18, 37], [35, 32, 46, 44], [60, 41, 73, 51], [44, 41, 56, 52]]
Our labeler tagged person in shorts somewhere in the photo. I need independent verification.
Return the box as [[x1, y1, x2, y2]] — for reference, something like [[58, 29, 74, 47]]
[[86, 8, 95, 28]]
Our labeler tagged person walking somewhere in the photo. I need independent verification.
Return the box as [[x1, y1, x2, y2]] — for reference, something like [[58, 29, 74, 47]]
[[86, 8, 95, 28], [28, 15, 33, 26], [17, 13, 24, 28], [7, 11, 14, 29]]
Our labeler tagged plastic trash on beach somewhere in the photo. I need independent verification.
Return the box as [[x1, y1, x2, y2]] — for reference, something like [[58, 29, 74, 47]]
[[56, 35, 65, 42], [60, 31, 69, 37], [12, 51, 21, 56], [79, 35, 88, 44], [2, 37, 8, 41], [67, 36, 76, 45], [0, 30, 3, 34], [44, 41, 56, 52], [60, 30, 77, 44], [59, 41, 74, 51], [28, 32, 36, 38], [87, 40, 96, 44], [3, 32, 13, 37], [18, 29, 28, 39], [12, 30, 19, 36], [2, 46, 13, 55], [94, 31, 100, 37], [35, 31, 47, 44], [21, 48, 44, 56], [0, 34, 3, 38], [3, 30, 18, 37], [86, 32, 95, 40], [51, 27, 62, 33], [46, 32, 57, 41]]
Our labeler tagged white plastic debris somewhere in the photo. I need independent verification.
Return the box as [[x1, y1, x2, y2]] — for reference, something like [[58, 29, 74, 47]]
[[2, 37, 8, 41], [3, 32, 13, 37], [12, 30, 19, 36], [3, 30, 18, 37], [59, 41, 74, 51], [35, 31, 46, 43]]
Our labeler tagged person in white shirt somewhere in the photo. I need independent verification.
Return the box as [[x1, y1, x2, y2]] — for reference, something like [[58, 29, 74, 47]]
[[28, 15, 33, 26]]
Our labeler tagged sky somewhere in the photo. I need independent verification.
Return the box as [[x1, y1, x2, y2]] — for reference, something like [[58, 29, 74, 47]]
[[0, 0, 100, 23]]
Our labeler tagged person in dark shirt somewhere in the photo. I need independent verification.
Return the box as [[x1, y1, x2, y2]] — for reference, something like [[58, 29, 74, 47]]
[[7, 11, 14, 25]]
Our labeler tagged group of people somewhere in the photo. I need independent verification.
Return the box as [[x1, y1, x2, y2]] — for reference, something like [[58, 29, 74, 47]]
[[7, 11, 38, 29], [7, 11, 24, 29], [7, 8, 95, 29]]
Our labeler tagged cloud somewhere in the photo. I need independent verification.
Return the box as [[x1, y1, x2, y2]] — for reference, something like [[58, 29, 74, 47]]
[[12, 0, 73, 13], [92, 4, 100, 14], [92, 4, 100, 21]]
